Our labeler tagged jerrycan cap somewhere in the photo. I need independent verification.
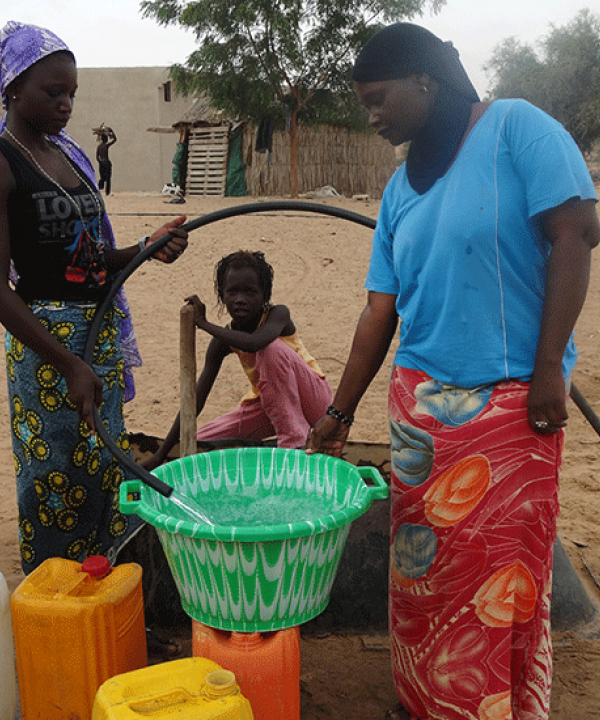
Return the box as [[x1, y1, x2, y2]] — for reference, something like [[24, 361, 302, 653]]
[[81, 555, 111, 578], [205, 669, 239, 698]]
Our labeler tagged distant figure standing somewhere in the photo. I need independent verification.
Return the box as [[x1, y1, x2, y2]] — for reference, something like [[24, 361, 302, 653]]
[[96, 126, 116, 195]]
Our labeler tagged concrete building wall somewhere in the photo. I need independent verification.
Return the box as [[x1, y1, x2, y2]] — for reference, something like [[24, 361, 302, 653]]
[[65, 67, 191, 192]]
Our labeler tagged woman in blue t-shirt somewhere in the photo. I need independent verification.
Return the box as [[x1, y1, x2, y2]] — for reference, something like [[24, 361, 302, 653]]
[[308, 22, 599, 720]]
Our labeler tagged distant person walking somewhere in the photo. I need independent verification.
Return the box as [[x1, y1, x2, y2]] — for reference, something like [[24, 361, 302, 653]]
[[96, 126, 116, 195]]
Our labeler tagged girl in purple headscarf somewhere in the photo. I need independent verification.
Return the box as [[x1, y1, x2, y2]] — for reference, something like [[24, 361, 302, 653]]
[[0, 21, 188, 573]]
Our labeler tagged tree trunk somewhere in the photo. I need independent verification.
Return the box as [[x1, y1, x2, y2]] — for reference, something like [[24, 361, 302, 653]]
[[289, 111, 299, 198]]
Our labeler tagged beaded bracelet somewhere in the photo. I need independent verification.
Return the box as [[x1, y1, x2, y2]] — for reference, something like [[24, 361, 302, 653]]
[[326, 405, 354, 427]]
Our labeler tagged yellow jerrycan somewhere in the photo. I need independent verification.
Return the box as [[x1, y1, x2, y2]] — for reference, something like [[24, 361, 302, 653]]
[[93, 657, 254, 719]]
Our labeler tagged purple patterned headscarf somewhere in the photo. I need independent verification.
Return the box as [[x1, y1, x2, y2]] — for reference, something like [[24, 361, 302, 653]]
[[0, 21, 71, 109], [0, 21, 142, 400]]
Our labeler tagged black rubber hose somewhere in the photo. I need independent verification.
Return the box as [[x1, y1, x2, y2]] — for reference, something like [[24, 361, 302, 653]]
[[570, 383, 600, 438], [82, 201, 377, 497]]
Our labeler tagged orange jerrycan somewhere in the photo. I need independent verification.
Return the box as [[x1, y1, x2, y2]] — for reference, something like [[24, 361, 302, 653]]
[[93, 657, 254, 719], [11, 555, 147, 720], [192, 621, 300, 720]]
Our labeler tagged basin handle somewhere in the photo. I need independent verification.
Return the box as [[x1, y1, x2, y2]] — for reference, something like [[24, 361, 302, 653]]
[[119, 480, 144, 514], [357, 466, 388, 499]]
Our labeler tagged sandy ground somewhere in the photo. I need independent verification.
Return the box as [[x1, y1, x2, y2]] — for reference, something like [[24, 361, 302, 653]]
[[1, 191, 600, 719]]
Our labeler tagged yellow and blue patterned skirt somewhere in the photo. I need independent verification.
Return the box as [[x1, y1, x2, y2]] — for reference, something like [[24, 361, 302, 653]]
[[5, 300, 142, 573]]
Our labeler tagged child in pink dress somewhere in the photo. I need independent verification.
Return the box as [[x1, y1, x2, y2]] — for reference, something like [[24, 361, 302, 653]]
[[146, 250, 332, 468]]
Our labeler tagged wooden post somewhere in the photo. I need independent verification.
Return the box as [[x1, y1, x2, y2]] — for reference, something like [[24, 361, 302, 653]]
[[180, 305, 197, 458]]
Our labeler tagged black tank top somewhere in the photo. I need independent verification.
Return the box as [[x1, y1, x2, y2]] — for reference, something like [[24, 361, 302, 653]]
[[0, 137, 109, 301]]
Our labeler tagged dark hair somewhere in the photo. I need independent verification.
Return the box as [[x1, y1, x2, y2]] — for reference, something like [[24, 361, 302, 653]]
[[214, 250, 274, 308]]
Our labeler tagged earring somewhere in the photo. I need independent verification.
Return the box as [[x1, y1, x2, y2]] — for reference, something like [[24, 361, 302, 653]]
[[421, 85, 429, 93]]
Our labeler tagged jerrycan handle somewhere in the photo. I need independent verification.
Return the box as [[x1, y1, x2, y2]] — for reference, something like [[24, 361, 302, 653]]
[[127, 672, 240, 713], [47, 556, 111, 596], [129, 689, 192, 713], [357, 466, 388, 500]]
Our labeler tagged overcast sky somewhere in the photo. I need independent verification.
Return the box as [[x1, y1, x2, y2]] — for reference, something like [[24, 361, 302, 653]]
[[8, 0, 600, 96]]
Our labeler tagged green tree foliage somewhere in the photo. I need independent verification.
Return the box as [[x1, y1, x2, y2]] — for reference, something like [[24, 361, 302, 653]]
[[485, 9, 600, 153], [140, 0, 445, 196]]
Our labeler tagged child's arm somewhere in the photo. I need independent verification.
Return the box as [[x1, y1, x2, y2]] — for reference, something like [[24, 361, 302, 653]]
[[142, 337, 229, 470], [185, 295, 292, 353]]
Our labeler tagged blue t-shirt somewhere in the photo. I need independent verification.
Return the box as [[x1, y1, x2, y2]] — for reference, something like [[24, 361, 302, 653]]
[[365, 99, 597, 387]]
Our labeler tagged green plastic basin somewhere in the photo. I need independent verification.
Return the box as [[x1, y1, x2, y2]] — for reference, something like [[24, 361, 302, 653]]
[[119, 447, 387, 631]]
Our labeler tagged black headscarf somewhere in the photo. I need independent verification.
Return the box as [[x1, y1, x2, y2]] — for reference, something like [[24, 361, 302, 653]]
[[353, 23, 480, 194]]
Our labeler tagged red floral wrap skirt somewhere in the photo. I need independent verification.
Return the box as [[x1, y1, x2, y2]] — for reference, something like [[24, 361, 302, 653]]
[[388, 366, 562, 720]]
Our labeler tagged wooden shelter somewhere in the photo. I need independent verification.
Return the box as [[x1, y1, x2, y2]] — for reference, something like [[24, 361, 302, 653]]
[[172, 96, 235, 196], [167, 95, 399, 198]]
